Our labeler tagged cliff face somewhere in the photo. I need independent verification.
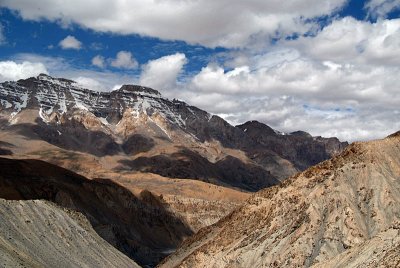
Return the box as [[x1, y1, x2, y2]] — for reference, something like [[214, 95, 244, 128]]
[[159, 132, 400, 268]]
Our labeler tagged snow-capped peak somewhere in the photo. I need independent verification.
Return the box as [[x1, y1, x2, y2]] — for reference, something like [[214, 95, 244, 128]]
[[0, 74, 212, 133]]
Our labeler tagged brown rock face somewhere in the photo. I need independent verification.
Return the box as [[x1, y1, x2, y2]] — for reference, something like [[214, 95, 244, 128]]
[[160, 132, 400, 268], [0, 157, 192, 267], [237, 121, 349, 174], [0, 75, 348, 192]]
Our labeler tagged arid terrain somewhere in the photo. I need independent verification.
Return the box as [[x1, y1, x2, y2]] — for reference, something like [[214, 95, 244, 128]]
[[160, 132, 400, 267], [0, 1, 398, 267], [0, 199, 140, 268], [0, 74, 346, 236], [6, 75, 397, 268], [0, 157, 193, 267]]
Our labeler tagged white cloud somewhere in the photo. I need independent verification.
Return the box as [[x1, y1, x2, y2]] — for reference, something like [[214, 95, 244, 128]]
[[2, 12, 399, 142], [0, 0, 348, 48], [110, 51, 138, 69], [91, 55, 105, 68], [190, 57, 399, 140], [11, 53, 136, 91], [139, 53, 187, 90], [365, 0, 400, 18], [74, 76, 108, 91], [182, 16, 400, 142], [290, 17, 400, 66], [59, 35, 82, 50], [0, 61, 48, 82]]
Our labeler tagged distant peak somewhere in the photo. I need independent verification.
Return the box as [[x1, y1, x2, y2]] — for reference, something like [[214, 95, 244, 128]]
[[37, 73, 51, 78], [117, 85, 161, 97], [237, 120, 276, 135], [289, 130, 312, 138], [36, 73, 75, 84]]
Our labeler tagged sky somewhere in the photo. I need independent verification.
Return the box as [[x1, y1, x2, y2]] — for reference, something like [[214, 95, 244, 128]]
[[0, 0, 399, 142]]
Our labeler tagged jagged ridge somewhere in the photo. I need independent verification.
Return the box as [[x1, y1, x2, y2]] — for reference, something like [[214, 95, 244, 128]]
[[0, 74, 347, 191]]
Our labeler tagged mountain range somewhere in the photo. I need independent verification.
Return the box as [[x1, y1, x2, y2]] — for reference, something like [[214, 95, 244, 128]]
[[4, 74, 395, 268], [0, 74, 347, 191]]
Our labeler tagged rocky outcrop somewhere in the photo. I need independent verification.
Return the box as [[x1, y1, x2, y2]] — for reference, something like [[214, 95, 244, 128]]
[[159, 132, 400, 268], [0, 199, 140, 268], [0, 157, 192, 267]]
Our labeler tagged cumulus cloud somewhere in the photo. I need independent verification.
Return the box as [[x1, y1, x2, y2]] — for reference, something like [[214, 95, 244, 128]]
[[74, 76, 108, 91], [0, 61, 48, 82], [0, 0, 347, 48], [1, 1, 398, 141], [59, 35, 82, 50], [290, 17, 400, 66], [365, 0, 400, 18], [110, 51, 138, 69], [181, 17, 400, 141], [91, 55, 105, 68], [140, 53, 187, 90], [11, 53, 136, 91], [187, 54, 400, 141]]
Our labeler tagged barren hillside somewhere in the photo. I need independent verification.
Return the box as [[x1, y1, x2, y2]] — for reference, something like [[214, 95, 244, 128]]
[[0, 199, 139, 268], [160, 132, 400, 267]]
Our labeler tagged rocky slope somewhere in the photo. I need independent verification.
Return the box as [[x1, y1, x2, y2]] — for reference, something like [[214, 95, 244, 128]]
[[313, 226, 400, 268], [0, 199, 139, 268], [0, 157, 192, 267], [237, 121, 348, 172], [0, 74, 347, 191], [159, 132, 400, 267]]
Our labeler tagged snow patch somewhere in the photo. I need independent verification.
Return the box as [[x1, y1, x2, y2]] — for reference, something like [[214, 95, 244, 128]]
[[0, 100, 12, 108], [274, 129, 287, 135], [9, 112, 19, 124], [98, 117, 109, 125], [58, 93, 67, 113], [14, 92, 28, 111], [74, 99, 89, 111], [39, 108, 50, 124]]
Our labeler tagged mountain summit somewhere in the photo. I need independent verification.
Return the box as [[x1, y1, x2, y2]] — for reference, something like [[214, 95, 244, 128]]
[[0, 74, 347, 191]]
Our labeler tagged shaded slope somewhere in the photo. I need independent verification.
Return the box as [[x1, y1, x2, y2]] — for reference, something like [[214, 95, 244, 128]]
[[0, 199, 139, 268], [160, 133, 400, 267], [117, 149, 278, 191], [237, 121, 348, 173], [0, 157, 192, 267]]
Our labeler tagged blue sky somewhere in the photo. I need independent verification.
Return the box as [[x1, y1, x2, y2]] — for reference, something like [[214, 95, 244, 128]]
[[1, 1, 398, 75], [0, 0, 399, 141], [0, 7, 226, 76]]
